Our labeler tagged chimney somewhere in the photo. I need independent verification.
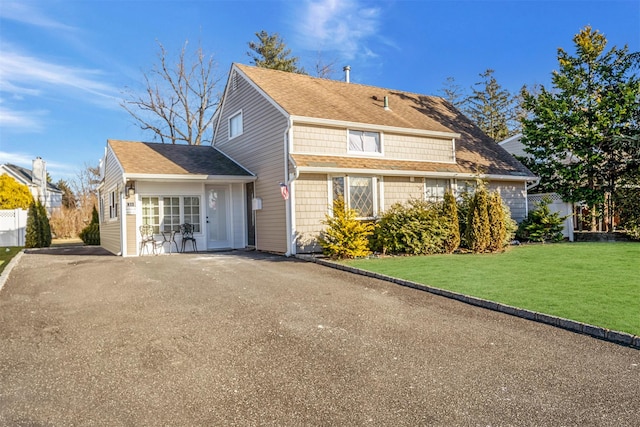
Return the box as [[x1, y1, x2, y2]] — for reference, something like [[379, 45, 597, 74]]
[[384, 96, 390, 110], [31, 157, 47, 201], [343, 65, 351, 83]]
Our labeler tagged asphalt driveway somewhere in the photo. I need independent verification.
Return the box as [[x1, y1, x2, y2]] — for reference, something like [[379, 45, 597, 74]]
[[0, 248, 638, 426]]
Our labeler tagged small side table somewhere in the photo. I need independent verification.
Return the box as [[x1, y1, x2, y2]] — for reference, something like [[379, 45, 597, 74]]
[[160, 230, 179, 254]]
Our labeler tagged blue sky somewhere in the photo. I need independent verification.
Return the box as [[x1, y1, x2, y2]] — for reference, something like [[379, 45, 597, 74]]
[[1, 0, 638, 182]]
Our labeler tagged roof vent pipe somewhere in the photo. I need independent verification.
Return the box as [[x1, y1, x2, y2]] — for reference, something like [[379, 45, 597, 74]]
[[343, 65, 351, 83], [384, 96, 390, 110]]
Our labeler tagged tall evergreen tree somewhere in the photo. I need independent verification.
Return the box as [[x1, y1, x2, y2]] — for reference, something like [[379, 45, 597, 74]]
[[56, 179, 76, 209], [520, 26, 640, 231], [466, 69, 515, 141], [442, 190, 460, 253], [466, 186, 491, 253], [487, 191, 507, 252], [247, 30, 305, 74], [439, 76, 466, 109]]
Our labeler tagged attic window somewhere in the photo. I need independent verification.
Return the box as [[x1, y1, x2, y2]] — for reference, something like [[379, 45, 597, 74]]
[[348, 130, 381, 154]]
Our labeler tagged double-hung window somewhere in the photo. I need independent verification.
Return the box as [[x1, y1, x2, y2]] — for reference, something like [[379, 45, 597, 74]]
[[141, 196, 201, 234], [331, 176, 377, 219], [229, 111, 243, 139], [424, 179, 450, 202], [109, 190, 118, 219], [348, 130, 381, 154]]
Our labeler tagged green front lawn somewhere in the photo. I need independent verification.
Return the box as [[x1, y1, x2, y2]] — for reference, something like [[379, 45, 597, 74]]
[[346, 243, 640, 336], [0, 247, 23, 276]]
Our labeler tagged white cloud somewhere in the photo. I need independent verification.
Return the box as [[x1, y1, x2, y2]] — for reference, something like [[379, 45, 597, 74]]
[[0, 151, 35, 166], [0, 1, 76, 31], [295, 0, 383, 60], [0, 47, 120, 100], [0, 104, 46, 132]]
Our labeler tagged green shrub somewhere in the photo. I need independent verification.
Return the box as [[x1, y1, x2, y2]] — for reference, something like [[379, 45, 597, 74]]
[[318, 197, 374, 259], [38, 201, 51, 247], [373, 199, 451, 255], [516, 196, 565, 243], [25, 200, 51, 248], [615, 187, 640, 240], [487, 191, 507, 252], [91, 205, 99, 224], [79, 223, 101, 245], [466, 187, 491, 253], [442, 190, 460, 253]]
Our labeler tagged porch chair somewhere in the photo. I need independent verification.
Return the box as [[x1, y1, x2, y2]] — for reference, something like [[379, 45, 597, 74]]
[[180, 223, 198, 253], [139, 224, 162, 255]]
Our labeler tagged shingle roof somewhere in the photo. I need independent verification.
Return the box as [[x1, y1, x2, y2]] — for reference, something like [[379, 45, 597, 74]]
[[235, 64, 535, 178], [292, 154, 466, 175], [108, 140, 253, 177], [2, 164, 62, 192]]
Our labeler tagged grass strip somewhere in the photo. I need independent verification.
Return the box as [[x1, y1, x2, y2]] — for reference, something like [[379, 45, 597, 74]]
[[346, 242, 640, 335]]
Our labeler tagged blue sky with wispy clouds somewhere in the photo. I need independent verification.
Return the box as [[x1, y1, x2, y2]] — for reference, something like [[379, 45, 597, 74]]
[[1, 0, 638, 181]]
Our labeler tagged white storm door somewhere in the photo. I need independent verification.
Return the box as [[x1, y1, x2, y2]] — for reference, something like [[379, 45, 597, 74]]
[[205, 186, 231, 249]]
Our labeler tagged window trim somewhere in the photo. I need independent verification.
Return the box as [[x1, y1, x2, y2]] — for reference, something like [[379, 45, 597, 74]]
[[328, 175, 379, 220], [108, 190, 118, 220], [346, 129, 383, 156], [140, 195, 202, 235], [424, 178, 451, 202], [228, 110, 243, 140]]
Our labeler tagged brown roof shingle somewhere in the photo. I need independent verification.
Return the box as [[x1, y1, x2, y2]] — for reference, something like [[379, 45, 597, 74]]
[[109, 140, 253, 176], [291, 154, 465, 175], [235, 64, 534, 178]]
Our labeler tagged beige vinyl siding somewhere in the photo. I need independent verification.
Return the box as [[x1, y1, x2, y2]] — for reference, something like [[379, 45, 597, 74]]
[[294, 173, 329, 253], [488, 181, 527, 222], [382, 176, 424, 211], [99, 146, 123, 255], [215, 73, 289, 253], [292, 124, 454, 163], [126, 214, 136, 256]]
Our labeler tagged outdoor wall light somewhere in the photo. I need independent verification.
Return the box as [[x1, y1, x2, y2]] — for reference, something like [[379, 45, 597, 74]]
[[125, 181, 135, 198]]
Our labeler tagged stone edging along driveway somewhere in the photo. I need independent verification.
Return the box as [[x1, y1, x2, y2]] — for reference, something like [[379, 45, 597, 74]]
[[297, 255, 640, 350]]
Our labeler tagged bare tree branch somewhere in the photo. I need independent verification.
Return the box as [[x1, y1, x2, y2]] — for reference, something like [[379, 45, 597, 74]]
[[121, 40, 220, 145]]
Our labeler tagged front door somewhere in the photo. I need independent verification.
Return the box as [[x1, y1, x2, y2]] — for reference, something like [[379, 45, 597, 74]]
[[205, 186, 231, 249]]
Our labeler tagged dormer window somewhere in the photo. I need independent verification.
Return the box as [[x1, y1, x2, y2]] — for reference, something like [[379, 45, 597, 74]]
[[229, 110, 243, 139], [348, 130, 381, 154]]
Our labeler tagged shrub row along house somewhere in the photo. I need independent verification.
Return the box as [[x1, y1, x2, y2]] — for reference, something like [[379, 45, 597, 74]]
[[98, 64, 536, 256]]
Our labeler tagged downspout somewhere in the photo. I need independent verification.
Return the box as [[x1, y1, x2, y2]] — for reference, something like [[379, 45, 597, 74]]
[[525, 178, 540, 214], [284, 117, 294, 256], [119, 180, 125, 256]]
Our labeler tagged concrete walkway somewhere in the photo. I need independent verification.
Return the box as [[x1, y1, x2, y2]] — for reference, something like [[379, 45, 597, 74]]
[[1, 249, 638, 426]]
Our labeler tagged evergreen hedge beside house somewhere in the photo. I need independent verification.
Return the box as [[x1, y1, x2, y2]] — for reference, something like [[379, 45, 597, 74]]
[[25, 200, 52, 248]]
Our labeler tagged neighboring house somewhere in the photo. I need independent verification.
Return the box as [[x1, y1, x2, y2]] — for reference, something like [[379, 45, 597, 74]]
[[99, 64, 536, 257], [98, 141, 255, 256], [499, 133, 574, 240], [0, 157, 62, 214]]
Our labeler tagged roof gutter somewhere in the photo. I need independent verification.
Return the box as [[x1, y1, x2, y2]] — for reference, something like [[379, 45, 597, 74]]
[[123, 173, 256, 182], [294, 165, 534, 182]]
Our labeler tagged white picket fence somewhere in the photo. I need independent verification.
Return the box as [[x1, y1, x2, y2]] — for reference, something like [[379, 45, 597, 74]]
[[0, 209, 28, 247], [527, 193, 574, 241]]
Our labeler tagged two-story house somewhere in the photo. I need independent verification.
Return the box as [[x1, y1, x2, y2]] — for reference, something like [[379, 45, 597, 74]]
[[99, 64, 536, 256]]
